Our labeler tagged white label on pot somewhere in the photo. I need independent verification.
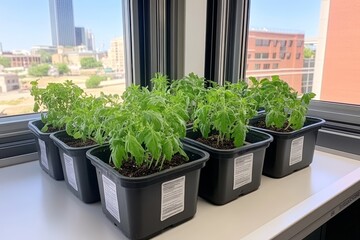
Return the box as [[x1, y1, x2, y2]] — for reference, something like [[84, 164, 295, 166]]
[[102, 174, 120, 223], [161, 176, 185, 221], [63, 153, 78, 191], [289, 136, 304, 166], [38, 139, 49, 170], [233, 153, 253, 190]]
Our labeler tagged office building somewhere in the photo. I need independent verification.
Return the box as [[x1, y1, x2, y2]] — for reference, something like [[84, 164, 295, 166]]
[[246, 30, 305, 93], [49, 0, 76, 46], [75, 27, 86, 46], [1, 54, 41, 68], [108, 37, 125, 74], [86, 30, 95, 51]]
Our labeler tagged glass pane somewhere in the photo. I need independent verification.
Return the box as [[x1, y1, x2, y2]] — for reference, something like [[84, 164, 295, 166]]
[[0, 0, 126, 117], [246, 0, 360, 105]]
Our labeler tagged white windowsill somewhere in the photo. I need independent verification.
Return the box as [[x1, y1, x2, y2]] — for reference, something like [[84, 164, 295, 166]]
[[0, 147, 359, 240]]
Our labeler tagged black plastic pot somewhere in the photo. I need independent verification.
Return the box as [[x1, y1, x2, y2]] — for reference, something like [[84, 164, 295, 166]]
[[50, 131, 100, 203], [86, 143, 209, 240], [182, 129, 273, 205], [28, 120, 64, 180], [250, 116, 325, 178]]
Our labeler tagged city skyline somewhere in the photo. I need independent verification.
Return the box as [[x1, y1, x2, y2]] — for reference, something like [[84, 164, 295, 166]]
[[0, 0, 123, 51], [0, 0, 320, 51]]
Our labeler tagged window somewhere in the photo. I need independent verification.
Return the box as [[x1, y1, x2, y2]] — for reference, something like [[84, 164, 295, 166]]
[[248, 54, 251, 59], [0, 0, 125, 117], [246, 0, 360, 105], [255, 39, 270, 46], [255, 39, 262, 46], [255, 64, 261, 70], [263, 64, 270, 69], [272, 53, 276, 59], [254, 53, 269, 59], [273, 63, 279, 69]]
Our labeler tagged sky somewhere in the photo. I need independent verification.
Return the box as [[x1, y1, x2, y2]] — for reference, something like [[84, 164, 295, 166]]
[[0, 0, 123, 51], [0, 0, 321, 52]]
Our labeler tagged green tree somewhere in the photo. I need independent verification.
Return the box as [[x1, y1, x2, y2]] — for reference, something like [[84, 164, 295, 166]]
[[80, 57, 102, 69], [56, 63, 70, 75], [28, 64, 50, 77], [0, 57, 11, 67], [304, 47, 315, 59]]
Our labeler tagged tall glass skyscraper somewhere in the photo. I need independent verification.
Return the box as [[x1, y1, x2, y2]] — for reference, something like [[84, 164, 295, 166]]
[[49, 0, 76, 46]]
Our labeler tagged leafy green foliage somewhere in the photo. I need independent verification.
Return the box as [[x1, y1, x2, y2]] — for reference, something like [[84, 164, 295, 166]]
[[65, 93, 121, 144], [304, 47, 315, 59], [0, 56, 11, 67], [104, 74, 189, 170], [193, 86, 253, 147], [85, 75, 106, 88], [170, 73, 208, 122], [30, 80, 84, 131], [80, 57, 102, 69], [248, 75, 315, 130], [56, 63, 70, 75], [28, 64, 50, 77]]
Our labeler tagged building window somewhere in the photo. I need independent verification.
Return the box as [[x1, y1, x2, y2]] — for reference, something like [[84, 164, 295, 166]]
[[286, 53, 291, 59], [289, 40, 293, 47], [296, 53, 301, 59], [255, 53, 261, 59], [272, 53, 276, 59], [263, 64, 270, 69], [297, 40, 303, 47], [280, 40, 287, 47], [247, 54, 251, 59], [272, 63, 279, 69], [262, 53, 269, 59], [280, 53, 285, 59], [273, 40, 278, 47], [255, 39, 262, 46], [255, 64, 261, 70]]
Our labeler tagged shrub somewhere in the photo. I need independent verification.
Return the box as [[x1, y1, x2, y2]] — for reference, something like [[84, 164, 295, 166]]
[[85, 75, 105, 88]]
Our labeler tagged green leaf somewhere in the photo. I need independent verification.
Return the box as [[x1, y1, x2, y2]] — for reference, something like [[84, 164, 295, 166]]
[[125, 134, 145, 165]]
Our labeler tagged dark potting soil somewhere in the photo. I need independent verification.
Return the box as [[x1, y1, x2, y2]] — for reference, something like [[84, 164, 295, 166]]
[[196, 134, 236, 149], [253, 120, 294, 133], [114, 154, 188, 177], [46, 126, 63, 133], [59, 136, 97, 147]]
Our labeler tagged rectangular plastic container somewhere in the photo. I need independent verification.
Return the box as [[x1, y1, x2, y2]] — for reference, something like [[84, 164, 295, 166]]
[[183, 129, 273, 205], [250, 116, 325, 178], [86, 143, 209, 240], [28, 120, 64, 180], [50, 131, 100, 203]]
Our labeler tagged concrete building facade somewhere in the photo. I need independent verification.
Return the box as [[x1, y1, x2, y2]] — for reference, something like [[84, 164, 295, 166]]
[[0, 73, 20, 93], [316, 0, 360, 104], [108, 37, 125, 74]]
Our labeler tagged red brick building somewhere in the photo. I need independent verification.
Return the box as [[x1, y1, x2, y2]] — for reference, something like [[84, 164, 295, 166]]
[[1, 54, 41, 68], [246, 30, 305, 93]]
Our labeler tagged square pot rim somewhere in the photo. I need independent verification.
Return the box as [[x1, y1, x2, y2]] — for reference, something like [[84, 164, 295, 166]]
[[183, 128, 273, 154], [249, 116, 325, 137], [50, 130, 98, 152], [28, 119, 61, 137], [86, 143, 209, 186]]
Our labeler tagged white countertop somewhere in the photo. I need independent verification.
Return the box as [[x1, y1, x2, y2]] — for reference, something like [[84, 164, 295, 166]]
[[1, 147, 360, 240]]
